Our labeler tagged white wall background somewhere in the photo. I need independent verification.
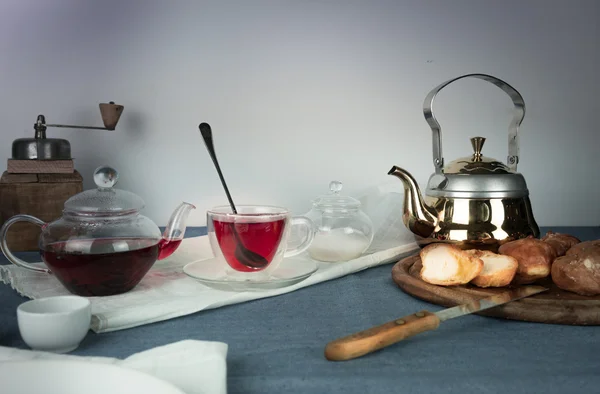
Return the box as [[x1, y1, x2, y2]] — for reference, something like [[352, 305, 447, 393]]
[[0, 0, 598, 227]]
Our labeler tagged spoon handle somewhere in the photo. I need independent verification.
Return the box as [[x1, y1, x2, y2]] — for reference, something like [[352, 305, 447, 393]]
[[199, 122, 238, 214]]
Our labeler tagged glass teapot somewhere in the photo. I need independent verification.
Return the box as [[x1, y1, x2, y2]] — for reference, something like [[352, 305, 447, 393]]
[[0, 166, 195, 297], [303, 181, 374, 262]]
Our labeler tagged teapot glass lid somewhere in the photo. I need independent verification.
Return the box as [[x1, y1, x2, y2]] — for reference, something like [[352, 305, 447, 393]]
[[64, 166, 145, 215], [312, 181, 361, 210]]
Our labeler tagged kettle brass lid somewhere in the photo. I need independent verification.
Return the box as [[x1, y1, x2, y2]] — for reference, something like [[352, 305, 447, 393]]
[[425, 136, 529, 199], [443, 137, 512, 174]]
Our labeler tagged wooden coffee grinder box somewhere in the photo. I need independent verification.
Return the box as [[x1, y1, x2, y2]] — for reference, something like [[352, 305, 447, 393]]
[[0, 102, 124, 251], [0, 170, 83, 252]]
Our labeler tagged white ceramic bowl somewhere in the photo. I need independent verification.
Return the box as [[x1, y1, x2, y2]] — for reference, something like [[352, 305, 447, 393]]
[[17, 295, 91, 353]]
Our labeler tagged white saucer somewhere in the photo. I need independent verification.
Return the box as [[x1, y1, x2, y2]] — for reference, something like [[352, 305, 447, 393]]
[[183, 257, 318, 292]]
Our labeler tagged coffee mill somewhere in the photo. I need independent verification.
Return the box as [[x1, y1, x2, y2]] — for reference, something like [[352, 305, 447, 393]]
[[0, 102, 124, 251]]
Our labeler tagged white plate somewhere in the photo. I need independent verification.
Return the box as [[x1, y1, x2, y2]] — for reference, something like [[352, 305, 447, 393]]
[[183, 257, 318, 291], [0, 359, 186, 394]]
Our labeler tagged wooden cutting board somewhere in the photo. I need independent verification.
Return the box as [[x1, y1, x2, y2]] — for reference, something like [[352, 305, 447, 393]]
[[391, 254, 600, 326]]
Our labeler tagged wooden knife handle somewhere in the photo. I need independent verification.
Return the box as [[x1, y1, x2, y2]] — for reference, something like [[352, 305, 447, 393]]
[[324, 310, 440, 361]]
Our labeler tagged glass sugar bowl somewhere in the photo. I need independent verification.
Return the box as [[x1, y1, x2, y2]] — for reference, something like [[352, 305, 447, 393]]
[[304, 181, 374, 262]]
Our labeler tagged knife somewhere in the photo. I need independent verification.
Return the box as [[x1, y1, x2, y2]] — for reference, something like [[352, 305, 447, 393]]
[[324, 285, 548, 361]]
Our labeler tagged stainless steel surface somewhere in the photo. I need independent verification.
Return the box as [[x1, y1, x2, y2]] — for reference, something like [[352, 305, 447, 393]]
[[11, 137, 72, 160], [424, 135, 530, 199], [11, 115, 73, 160], [422, 73, 525, 173], [36, 101, 124, 132], [426, 195, 540, 247], [45, 124, 109, 130], [425, 172, 530, 199], [388, 73, 537, 249], [388, 166, 438, 238], [388, 165, 539, 250], [434, 285, 548, 322], [441, 137, 514, 176], [34, 114, 47, 139], [11, 103, 122, 160]]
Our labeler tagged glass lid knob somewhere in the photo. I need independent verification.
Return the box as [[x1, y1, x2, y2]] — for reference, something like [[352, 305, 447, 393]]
[[329, 180, 343, 194], [93, 165, 119, 189]]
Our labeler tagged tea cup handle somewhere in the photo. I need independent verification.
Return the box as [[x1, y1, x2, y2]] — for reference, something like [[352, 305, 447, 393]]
[[284, 216, 315, 258], [0, 214, 51, 273]]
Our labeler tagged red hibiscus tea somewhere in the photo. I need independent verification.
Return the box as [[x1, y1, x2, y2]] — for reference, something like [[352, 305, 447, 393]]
[[212, 218, 287, 272], [208, 205, 316, 274], [41, 238, 161, 297], [157, 238, 182, 260]]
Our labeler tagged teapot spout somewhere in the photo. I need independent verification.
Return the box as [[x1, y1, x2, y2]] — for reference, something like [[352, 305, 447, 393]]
[[158, 202, 196, 260], [387, 166, 438, 238]]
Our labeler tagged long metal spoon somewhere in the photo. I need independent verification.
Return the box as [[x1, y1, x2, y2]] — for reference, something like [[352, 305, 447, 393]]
[[199, 122, 269, 269]]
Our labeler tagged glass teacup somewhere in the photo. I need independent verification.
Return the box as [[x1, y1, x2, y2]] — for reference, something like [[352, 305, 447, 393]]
[[207, 205, 314, 276]]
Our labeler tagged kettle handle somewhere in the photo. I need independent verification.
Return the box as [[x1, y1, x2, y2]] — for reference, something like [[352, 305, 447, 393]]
[[423, 73, 525, 173]]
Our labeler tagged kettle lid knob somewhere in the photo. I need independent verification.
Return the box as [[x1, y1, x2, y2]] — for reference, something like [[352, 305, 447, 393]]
[[470, 137, 486, 162]]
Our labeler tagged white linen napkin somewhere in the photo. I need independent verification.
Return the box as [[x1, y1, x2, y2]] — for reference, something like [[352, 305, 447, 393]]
[[0, 182, 418, 333], [0, 339, 228, 394], [0, 236, 418, 333]]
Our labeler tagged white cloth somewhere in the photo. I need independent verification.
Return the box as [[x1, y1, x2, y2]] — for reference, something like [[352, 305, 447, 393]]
[[0, 339, 228, 394], [356, 180, 414, 254], [0, 183, 418, 333], [0, 236, 418, 333]]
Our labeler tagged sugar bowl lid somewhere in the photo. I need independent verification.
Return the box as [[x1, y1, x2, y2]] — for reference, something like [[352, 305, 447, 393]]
[[312, 181, 361, 210], [64, 166, 145, 215], [425, 137, 529, 199]]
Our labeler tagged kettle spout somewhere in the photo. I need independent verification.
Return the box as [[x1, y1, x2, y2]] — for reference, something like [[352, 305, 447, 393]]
[[158, 202, 196, 260], [387, 166, 438, 238]]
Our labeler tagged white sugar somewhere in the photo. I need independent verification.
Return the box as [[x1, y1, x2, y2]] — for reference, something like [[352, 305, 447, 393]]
[[308, 228, 371, 262]]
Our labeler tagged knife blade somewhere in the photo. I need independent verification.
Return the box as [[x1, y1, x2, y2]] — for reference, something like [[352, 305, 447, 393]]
[[324, 285, 548, 361]]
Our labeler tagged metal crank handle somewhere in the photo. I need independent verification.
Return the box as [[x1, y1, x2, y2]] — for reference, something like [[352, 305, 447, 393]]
[[324, 310, 440, 361]]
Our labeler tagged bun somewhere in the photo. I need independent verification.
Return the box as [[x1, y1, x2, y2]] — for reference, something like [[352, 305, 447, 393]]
[[498, 237, 555, 284], [566, 240, 600, 257], [420, 244, 483, 286], [465, 249, 518, 288], [551, 240, 600, 296], [541, 231, 581, 257]]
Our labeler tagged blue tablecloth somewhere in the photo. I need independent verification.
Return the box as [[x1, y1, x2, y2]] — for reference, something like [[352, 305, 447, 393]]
[[1, 226, 599, 394]]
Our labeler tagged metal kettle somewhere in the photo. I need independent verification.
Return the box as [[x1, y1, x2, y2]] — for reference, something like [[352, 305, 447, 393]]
[[388, 73, 539, 251]]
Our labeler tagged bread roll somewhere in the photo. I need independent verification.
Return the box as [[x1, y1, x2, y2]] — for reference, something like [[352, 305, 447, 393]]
[[541, 231, 581, 257], [498, 237, 555, 284], [420, 244, 483, 286], [551, 240, 600, 296], [465, 249, 518, 288], [566, 240, 600, 257]]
